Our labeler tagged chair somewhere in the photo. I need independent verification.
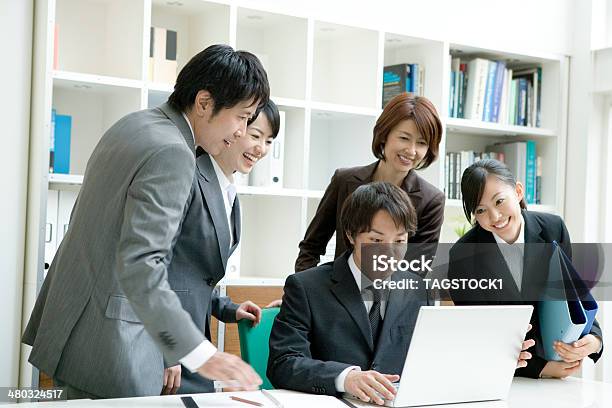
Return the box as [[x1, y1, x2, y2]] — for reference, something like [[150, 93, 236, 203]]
[[237, 307, 280, 390]]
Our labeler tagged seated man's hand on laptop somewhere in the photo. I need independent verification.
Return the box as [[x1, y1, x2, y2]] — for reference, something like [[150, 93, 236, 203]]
[[540, 360, 582, 378], [553, 334, 602, 363], [517, 324, 535, 369], [345, 370, 399, 406], [236, 300, 262, 327]]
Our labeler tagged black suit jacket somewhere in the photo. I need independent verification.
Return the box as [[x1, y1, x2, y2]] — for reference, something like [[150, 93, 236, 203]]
[[167, 151, 241, 393], [295, 161, 445, 271], [448, 210, 603, 378], [268, 252, 431, 395]]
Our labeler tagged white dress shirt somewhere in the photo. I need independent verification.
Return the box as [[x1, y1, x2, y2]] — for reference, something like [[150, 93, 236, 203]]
[[177, 112, 218, 372], [492, 214, 525, 292], [335, 252, 388, 392], [210, 156, 236, 247]]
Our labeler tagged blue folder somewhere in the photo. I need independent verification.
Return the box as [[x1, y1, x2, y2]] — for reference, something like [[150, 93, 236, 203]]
[[539, 241, 598, 361], [54, 114, 71, 174]]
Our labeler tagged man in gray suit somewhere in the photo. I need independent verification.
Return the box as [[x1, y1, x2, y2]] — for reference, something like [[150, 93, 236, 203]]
[[22, 45, 269, 398]]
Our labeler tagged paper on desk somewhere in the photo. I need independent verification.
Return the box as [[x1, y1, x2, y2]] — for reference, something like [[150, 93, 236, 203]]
[[192, 390, 346, 408], [192, 391, 268, 407], [266, 390, 347, 408]]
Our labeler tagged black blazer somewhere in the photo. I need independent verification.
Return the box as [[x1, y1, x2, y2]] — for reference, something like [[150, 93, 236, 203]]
[[295, 161, 445, 272], [448, 210, 603, 378], [268, 252, 431, 396], [167, 150, 241, 393]]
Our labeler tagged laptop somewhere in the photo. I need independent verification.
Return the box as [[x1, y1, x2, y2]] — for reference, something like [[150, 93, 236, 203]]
[[347, 305, 533, 407]]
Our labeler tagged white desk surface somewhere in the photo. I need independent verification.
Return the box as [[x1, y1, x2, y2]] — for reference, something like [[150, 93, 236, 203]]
[[5, 377, 612, 408]]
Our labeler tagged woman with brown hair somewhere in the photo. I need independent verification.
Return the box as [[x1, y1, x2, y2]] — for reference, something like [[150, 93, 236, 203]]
[[295, 92, 445, 272]]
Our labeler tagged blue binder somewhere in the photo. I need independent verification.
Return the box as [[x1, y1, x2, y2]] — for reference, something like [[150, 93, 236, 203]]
[[54, 114, 72, 174], [539, 241, 598, 361]]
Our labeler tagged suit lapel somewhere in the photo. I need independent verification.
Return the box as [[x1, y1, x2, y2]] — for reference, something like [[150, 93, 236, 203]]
[[229, 196, 241, 254], [402, 170, 423, 211], [159, 103, 195, 154], [521, 211, 546, 300], [330, 254, 374, 350], [376, 273, 409, 340], [196, 153, 231, 269]]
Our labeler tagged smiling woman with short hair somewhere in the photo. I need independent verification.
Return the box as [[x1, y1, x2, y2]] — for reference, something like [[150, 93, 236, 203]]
[[295, 92, 445, 272]]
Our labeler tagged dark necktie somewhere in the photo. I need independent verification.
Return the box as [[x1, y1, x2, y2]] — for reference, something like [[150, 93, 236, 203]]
[[367, 287, 383, 346]]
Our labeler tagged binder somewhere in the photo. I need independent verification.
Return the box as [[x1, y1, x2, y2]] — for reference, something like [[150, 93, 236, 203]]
[[539, 241, 598, 361], [54, 113, 72, 174], [249, 111, 285, 188]]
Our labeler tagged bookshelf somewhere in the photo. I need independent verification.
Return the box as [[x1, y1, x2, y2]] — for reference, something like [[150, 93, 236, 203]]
[[31, 0, 569, 291]]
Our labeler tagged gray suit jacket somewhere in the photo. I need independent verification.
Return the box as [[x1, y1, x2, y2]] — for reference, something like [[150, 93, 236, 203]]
[[22, 103, 224, 398], [267, 252, 432, 396], [170, 149, 241, 394]]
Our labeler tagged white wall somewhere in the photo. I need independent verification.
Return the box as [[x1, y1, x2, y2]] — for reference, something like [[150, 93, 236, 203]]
[[0, 0, 33, 387], [243, 0, 575, 55]]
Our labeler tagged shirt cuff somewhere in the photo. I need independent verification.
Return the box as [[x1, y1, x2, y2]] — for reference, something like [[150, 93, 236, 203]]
[[179, 340, 217, 372], [335, 366, 361, 392]]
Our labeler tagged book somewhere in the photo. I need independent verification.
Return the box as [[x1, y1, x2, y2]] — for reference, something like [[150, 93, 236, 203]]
[[525, 140, 537, 204], [50, 109, 56, 173], [535, 156, 542, 204], [514, 68, 542, 127], [382, 63, 411, 107], [463, 58, 489, 121], [483, 61, 498, 122], [489, 141, 527, 189], [491, 61, 506, 123], [451, 58, 461, 117], [458, 63, 467, 118], [412, 63, 420, 95], [54, 113, 72, 174], [517, 78, 528, 126]]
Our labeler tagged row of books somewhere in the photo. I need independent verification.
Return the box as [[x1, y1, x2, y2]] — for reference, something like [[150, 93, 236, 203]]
[[449, 57, 542, 127], [382, 63, 425, 107], [445, 141, 542, 204], [149, 26, 178, 83], [49, 109, 71, 174]]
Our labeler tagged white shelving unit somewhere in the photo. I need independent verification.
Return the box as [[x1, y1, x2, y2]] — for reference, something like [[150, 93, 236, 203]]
[[30, 0, 570, 288]]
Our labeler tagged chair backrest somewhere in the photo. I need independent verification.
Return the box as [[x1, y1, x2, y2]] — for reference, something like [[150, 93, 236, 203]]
[[237, 307, 280, 390]]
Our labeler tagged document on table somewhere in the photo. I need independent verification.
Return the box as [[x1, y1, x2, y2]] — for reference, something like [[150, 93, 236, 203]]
[[191, 390, 346, 408]]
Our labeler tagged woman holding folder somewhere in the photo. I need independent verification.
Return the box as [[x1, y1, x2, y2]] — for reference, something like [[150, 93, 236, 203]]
[[448, 159, 603, 378], [295, 93, 445, 272]]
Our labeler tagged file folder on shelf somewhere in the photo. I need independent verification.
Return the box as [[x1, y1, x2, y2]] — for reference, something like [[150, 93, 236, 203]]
[[539, 241, 598, 361]]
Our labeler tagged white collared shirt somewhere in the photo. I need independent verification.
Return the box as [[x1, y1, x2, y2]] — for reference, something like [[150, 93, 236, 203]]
[[348, 253, 387, 317], [492, 214, 525, 291], [210, 156, 236, 246]]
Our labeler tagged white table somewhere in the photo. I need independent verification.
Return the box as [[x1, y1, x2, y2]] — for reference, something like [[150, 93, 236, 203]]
[[4, 378, 612, 407]]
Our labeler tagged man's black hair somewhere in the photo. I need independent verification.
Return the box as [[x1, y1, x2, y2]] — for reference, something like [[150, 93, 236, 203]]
[[168, 44, 269, 117]]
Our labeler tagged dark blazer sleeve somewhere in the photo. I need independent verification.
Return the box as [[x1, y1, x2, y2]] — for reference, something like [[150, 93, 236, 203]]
[[267, 275, 352, 395], [295, 171, 341, 272], [411, 189, 445, 244], [210, 287, 239, 323]]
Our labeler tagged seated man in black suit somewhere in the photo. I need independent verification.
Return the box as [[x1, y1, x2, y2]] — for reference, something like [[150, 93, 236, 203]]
[[267, 182, 431, 405]]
